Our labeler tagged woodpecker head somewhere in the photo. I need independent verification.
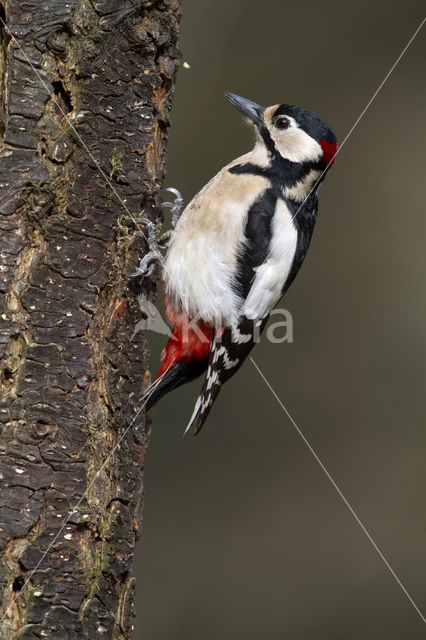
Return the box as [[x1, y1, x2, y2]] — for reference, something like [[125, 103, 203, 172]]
[[225, 92, 337, 172]]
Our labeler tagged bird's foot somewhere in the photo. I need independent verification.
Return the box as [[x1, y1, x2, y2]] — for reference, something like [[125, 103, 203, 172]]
[[128, 188, 184, 279], [127, 218, 162, 278], [127, 250, 158, 278], [158, 188, 184, 248]]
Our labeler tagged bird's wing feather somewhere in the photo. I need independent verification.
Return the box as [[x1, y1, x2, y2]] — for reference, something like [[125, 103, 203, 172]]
[[241, 197, 298, 320]]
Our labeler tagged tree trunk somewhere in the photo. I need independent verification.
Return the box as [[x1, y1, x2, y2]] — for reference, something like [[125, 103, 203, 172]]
[[0, 1, 180, 637]]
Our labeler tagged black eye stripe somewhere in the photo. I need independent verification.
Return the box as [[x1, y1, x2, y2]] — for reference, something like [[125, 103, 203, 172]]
[[274, 116, 290, 130]]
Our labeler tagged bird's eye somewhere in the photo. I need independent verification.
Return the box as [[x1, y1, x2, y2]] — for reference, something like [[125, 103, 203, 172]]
[[274, 116, 290, 130]]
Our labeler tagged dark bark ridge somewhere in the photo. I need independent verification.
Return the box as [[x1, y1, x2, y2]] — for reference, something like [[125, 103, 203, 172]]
[[0, 1, 180, 638]]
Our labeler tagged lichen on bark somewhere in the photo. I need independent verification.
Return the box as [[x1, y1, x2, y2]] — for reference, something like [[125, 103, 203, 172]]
[[0, 1, 181, 637]]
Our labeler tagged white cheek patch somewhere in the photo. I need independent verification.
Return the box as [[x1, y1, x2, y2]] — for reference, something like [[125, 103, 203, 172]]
[[271, 127, 322, 164]]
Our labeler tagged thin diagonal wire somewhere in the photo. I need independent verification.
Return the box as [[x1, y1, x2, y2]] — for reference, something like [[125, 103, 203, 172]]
[[0, 16, 195, 318], [271, 15, 426, 252], [1, 10, 424, 626], [250, 356, 426, 625], [0, 17, 166, 267]]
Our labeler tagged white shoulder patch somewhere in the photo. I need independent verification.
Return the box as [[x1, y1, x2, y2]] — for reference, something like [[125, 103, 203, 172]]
[[242, 199, 298, 321]]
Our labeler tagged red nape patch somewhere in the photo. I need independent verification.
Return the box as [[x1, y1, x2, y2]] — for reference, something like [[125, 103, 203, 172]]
[[157, 319, 214, 378], [320, 139, 338, 167]]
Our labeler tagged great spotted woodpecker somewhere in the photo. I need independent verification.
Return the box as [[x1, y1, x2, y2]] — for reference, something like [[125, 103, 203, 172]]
[[142, 92, 337, 434]]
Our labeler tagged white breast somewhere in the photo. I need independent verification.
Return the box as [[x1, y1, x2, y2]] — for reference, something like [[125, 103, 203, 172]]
[[242, 198, 298, 321], [164, 156, 270, 326]]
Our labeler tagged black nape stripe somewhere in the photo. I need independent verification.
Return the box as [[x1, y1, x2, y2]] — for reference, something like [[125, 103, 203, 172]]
[[229, 156, 320, 192], [228, 163, 268, 178]]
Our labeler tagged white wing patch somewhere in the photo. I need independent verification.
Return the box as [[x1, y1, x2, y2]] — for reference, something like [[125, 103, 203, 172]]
[[242, 198, 298, 321]]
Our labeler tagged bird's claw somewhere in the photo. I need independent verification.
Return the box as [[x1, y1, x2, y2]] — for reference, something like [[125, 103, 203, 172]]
[[128, 188, 184, 279], [161, 187, 184, 228], [127, 251, 158, 278]]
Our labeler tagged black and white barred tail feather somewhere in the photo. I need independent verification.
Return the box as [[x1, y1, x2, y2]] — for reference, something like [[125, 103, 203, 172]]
[[184, 341, 226, 436], [184, 317, 267, 435]]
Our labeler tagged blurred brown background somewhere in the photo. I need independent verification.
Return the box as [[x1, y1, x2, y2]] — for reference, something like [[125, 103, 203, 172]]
[[134, 1, 426, 638]]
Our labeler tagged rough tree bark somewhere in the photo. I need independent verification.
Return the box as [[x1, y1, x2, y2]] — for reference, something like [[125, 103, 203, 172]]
[[0, 1, 180, 637]]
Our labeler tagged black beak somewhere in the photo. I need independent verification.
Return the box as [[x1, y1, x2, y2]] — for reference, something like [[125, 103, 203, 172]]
[[224, 92, 264, 126]]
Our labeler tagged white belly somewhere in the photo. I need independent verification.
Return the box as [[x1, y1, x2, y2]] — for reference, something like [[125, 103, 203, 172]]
[[165, 226, 242, 325]]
